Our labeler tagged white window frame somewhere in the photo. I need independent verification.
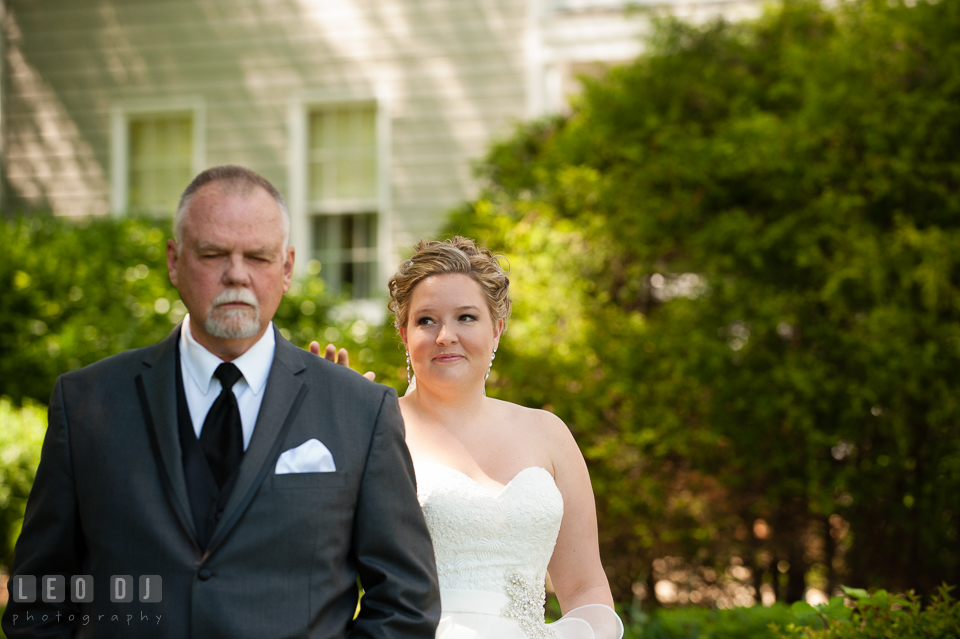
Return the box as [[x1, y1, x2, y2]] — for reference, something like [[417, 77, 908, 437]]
[[527, 0, 645, 116], [287, 87, 392, 305], [110, 97, 206, 217]]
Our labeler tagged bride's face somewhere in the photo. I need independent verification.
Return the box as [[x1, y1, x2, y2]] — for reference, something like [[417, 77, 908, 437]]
[[400, 273, 503, 390]]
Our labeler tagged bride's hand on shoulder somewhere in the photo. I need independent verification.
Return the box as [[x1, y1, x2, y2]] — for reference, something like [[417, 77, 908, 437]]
[[538, 410, 616, 612], [307, 341, 376, 381]]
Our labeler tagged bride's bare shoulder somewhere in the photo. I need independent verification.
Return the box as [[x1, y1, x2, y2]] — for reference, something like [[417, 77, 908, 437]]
[[489, 399, 587, 487], [489, 398, 577, 447]]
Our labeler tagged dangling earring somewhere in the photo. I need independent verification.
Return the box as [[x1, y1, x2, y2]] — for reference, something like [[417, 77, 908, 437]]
[[406, 352, 412, 385], [485, 347, 497, 381]]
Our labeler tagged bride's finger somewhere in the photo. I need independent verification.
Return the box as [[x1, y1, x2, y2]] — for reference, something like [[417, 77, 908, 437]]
[[311, 342, 371, 379], [324, 343, 339, 363]]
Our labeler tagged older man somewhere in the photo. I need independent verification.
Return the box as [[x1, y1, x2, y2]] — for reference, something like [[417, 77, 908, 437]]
[[2, 165, 440, 638]]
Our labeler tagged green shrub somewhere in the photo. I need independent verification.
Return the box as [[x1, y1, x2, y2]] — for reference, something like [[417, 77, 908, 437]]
[[0, 215, 180, 404], [776, 586, 960, 638], [616, 587, 960, 638], [0, 397, 46, 568], [623, 603, 801, 639], [272, 274, 406, 394]]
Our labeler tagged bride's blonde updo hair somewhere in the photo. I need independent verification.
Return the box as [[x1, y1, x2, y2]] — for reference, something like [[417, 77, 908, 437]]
[[388, 236, 512, 331]]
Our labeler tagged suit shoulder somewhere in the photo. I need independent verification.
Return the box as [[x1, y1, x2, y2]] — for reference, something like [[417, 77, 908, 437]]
[[288, 345, 395, 399], [60, 340, 167, 384]]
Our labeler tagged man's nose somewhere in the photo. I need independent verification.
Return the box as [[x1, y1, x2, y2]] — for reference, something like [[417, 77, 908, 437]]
[[223, 253, 250, 284]]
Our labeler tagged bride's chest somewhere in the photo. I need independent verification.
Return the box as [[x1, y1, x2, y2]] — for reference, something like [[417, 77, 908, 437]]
[[415, 464, 564, 565]]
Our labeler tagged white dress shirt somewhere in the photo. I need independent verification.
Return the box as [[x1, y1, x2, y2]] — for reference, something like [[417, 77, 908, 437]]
[[178, 314, 275, 451]]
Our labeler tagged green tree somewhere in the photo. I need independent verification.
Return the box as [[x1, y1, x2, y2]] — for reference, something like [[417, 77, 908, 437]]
[[0, 216, 180, 404], [450, 0, 960, 603], [0, 397, 46, 568]]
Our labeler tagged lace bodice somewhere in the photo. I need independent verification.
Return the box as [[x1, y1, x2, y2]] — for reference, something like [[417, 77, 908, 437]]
[[416, 463, 564, 595], [417, 462, 624, 639]]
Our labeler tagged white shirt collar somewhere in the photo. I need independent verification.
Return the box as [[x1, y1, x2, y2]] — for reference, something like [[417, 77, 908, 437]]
[[180, 314, 275, 396]]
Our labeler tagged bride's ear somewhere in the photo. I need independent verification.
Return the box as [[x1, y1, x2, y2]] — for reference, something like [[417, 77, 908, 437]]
[[493, 318, 505, 347], [399, 326, 408, 350]]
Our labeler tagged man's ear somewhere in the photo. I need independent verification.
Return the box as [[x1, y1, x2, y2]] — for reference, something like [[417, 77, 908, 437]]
[[282, 246, 295, 293], [167, 240, 180, 288]]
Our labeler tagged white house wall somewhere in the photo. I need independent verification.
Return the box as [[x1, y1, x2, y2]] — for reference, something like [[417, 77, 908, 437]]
[[3, 0, 529, 276]]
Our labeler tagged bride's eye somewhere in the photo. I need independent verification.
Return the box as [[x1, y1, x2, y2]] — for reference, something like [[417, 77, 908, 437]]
[[460, 314, 477, 322], [417, 316, 435, 326]]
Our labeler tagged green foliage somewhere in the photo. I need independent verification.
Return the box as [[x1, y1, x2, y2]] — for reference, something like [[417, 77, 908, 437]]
[[623, 602, 799, 639], [616, 587, 960, 638], [0, 398, 45, 568], [450, 0, 960, 601], [273, 275, 407, 393], [0, 215, 180, 404], [776, 585, 960, 638]]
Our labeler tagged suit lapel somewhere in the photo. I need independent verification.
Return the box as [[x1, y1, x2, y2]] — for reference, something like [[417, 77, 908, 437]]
[[208, 329, 308, 551], [136, 326, 198, 543]]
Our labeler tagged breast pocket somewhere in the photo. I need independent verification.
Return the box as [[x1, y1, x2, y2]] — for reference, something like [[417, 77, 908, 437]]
[[271, 471, 348, 490]]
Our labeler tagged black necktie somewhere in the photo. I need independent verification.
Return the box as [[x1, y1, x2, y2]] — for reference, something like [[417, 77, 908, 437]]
[[200, 363, 244, 489]]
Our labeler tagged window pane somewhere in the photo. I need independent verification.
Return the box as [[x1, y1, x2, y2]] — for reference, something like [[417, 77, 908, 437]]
[[308, 104, 376, 202], [309, 111, 327, 152], [128, 113, 193, 215], [354, 212, 377, 250], [349, 262, 370, 299], [359, 109, 376, 147], [309, 162, 327, 203], [308, 104, 378, 297], [359, 158, 376, 198], [335, 158, 355, 199], [178, 117, 192, 156], [312, 213, 378, 299]]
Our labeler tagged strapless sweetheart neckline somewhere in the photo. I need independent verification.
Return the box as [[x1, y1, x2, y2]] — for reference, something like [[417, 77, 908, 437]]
[[415, 462, 555, 498], [416, 459, 622, 638], [415, 457, 623, 638]]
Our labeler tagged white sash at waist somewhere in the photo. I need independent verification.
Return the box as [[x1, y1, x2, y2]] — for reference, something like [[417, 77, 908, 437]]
[[438, 590, 624, 639], [440, 588, 509, 615]]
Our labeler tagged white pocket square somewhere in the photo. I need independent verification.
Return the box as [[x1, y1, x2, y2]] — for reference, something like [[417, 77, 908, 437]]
[[275, 439, 336, 474]]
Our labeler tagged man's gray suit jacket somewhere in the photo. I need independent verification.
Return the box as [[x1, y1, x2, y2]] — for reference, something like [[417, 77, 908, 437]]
[[2, 325, 441, 638]]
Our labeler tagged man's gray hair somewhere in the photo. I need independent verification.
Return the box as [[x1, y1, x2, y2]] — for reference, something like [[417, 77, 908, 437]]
[[173, 165, 290, 249]]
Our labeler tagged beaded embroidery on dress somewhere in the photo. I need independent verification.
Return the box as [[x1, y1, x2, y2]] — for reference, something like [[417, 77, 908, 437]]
[[416, 463, 564, 639]]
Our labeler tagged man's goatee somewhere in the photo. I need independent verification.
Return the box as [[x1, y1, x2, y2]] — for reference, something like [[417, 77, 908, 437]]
[[205, 288, 261, 338]]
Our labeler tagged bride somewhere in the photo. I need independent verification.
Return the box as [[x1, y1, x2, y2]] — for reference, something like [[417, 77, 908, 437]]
[[321, 237, 622, 639]]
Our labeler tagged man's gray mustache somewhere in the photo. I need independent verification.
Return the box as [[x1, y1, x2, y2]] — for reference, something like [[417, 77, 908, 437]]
[[210, 289, 260, 310]]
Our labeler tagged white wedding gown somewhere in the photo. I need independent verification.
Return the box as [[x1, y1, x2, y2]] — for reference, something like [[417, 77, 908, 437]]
[[416, 463, 624, 639]]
